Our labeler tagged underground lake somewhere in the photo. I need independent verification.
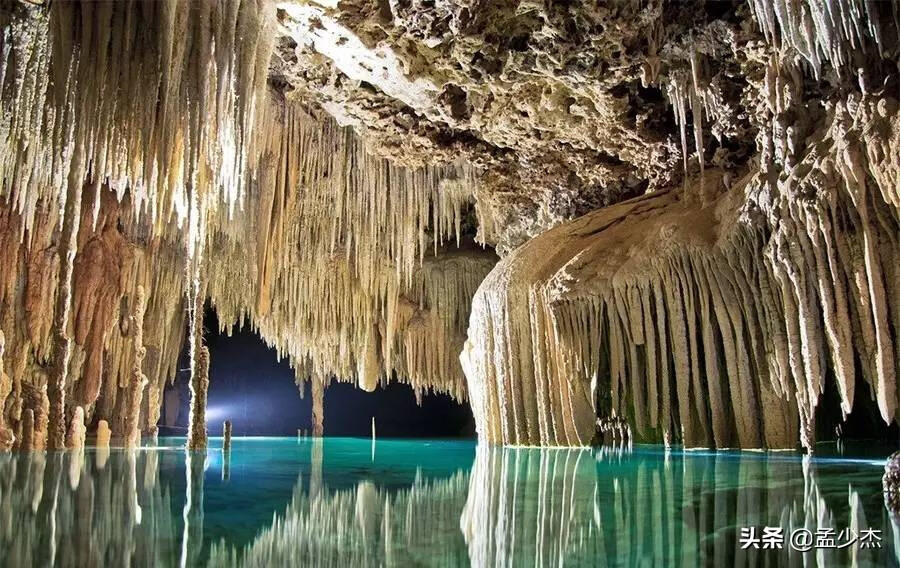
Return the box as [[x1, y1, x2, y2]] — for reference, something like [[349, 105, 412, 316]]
[[0, 438, 897, 566]]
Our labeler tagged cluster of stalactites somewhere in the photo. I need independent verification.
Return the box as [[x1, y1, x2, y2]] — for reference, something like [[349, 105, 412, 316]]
[[462, 95, 898, 450], [749, 0, 894, 78], [0, 185, 189, 446], [0, 0, 275, 240], [663, 0, 896, 177], [206, 98, 490, 403]]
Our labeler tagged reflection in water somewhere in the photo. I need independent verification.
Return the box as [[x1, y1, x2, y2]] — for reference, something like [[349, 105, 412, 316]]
[[0, 448, 179, 566], [0, 441, 897, 566]]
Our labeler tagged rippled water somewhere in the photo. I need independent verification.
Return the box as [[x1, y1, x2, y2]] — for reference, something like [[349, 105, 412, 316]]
[[0, 438, 897, 567]]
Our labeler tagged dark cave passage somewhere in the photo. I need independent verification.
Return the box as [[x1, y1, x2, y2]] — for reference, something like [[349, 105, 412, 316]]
[[162, 308, 475, 438]]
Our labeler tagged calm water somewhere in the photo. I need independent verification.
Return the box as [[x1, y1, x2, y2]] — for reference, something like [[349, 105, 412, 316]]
[[0, 438, 897, 567]]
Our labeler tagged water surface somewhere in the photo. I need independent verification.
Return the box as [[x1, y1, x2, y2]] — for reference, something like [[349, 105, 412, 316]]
[[0, 438, 897, 566]]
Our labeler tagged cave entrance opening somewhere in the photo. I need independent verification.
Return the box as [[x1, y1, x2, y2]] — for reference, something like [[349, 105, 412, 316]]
[[159, 306, 475, 439]]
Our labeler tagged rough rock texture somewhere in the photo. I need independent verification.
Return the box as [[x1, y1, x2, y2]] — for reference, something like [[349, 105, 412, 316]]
[[0, 331, 13, 450], [19, 409, 34, 452], [885, 451, 900, 515], [123, 286, 148, 448], [0, 0, 898, 450], [188, 347, 210, 451], [65, 406, 86, 450], [0, 1, 491, 449], [311, 377, 324, 438], [463, 99, 899, 449]]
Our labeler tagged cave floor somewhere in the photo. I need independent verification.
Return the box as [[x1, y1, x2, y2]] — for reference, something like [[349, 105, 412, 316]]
[[0, 438, 896, 566]]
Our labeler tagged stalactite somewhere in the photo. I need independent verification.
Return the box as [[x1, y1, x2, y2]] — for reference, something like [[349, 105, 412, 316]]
[[748, 0, 888, 78], [123, 286, 148, 448], [463, 92, 899, 449], [0, 1, 275, 233], [1, 0, 487, 434], [208, 99, 490, 403]]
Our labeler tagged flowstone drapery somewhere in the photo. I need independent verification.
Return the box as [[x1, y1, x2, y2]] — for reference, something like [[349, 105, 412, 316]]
[[462, 97, 899, 450]]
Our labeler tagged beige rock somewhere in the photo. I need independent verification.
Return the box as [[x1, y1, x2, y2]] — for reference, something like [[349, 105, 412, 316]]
[[65, 406, 87, 450], [96, 420, 111, 449]]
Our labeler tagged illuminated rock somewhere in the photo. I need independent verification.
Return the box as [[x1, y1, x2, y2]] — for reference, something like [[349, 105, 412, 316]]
[[188, 346, 210, 451], [96, 420, 111, 449], [0, 331, 13, 450], [123, 286, 149, 448], [885, 451, 900, 515], [0, 0, 896, 451], [311, 377, 324, 438], [223, 421, 233, 452], [65, 406, 86, 450]]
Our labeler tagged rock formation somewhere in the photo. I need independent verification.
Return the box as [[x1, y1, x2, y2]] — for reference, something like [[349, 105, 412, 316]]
[[65, 406, 86, 450], [0, 331, 13, 450], [0, 0, 897, 450], [224, 420, 233, 452], [95, 420, 111, 450], [885, 451, 900, 515], [19, 409, 34, 452], [311, 377, 324, 438], [123, 286, 148, 448], [187, 347, 211, 451]]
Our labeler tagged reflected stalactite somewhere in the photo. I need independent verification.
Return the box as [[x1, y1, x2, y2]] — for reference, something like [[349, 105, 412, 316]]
[[181, 451, 206, 568], [0, 449, 179, 566], [0, 443, 896, 566], [461, 446, 599, 567], [462, 446, 900, 566], [206, 463, 470, 566]]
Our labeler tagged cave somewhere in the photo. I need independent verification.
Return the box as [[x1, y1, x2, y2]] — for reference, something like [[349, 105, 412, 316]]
[[0, 0, 898, 565]]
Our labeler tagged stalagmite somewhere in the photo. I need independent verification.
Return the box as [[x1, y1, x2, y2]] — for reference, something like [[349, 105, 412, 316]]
[[95, 420, 111, 449], [65, 406, 86, 450], [187, 347, 210, 451], [0, 331, 13, 450], [46, 178, 84, 451], [223, 421, 233, 452], [20, 409, 34, 452], [123, 286, 148, 448], [311, 377, 324, 438]]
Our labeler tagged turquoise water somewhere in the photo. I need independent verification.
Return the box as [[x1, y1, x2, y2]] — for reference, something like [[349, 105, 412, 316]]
[[0, 438, 897, 567]]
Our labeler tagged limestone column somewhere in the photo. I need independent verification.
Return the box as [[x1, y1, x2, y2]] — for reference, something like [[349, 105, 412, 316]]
[[187, 346, 210, 450], [124, 286, 148, 448], [47, 173, 85, 450], [0, 331, 14, 450], [312, 377, 324, 438], [65, 406, 86, 450], [223, 420, 232, 452], [186, 255, 208, 450], [20, 409, 34, 451]]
